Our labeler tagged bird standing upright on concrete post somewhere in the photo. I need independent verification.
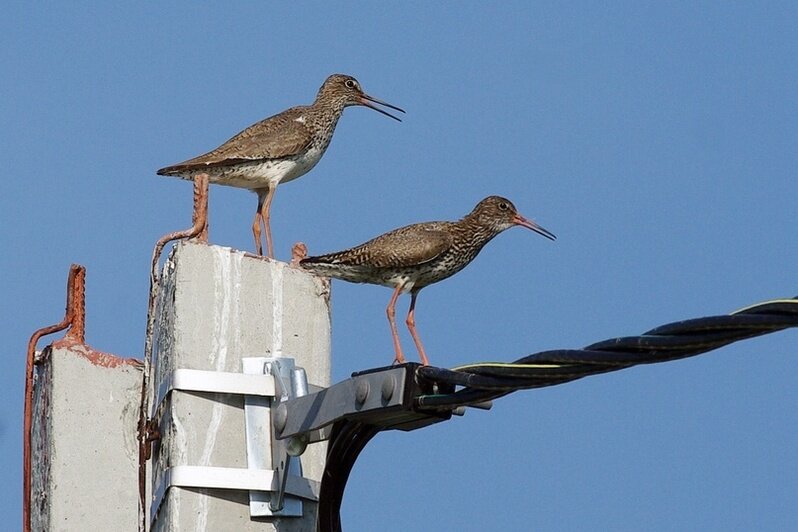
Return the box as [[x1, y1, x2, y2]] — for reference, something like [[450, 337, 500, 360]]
[[157, 74, 404, 258]]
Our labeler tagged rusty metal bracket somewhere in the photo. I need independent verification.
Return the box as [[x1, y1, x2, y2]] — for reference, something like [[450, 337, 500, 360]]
[[24, 264, 86, 532], [138, 173, 209, 532]]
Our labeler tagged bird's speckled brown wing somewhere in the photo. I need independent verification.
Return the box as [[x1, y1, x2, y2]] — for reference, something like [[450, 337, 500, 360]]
[[157, 106, 313, 174], [307, 222, 454, 269]]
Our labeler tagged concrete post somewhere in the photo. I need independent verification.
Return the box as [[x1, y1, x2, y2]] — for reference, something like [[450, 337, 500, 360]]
[[30, 340, 143, 531], [149, 241, 331, 531]]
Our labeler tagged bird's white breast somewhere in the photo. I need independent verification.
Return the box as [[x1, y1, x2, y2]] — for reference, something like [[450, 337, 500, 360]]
[[194, 145, 327, 190], [278, 144, 325, 185]]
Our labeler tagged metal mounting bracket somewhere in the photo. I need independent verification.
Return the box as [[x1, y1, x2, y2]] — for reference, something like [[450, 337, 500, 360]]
[[149, 359, 318, 523], [275, 363, 465, 441], [243, 357, 311, 517]]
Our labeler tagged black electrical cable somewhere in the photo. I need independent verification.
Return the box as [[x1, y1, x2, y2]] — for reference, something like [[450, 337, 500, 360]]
[[415, 297, 798, 408], [317, 421, 380, 532]]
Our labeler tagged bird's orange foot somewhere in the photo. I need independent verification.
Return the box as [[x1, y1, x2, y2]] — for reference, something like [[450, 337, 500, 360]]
[[291, 242, 308, 266]]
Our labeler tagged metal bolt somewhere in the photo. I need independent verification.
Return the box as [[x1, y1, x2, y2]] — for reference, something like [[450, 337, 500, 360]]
[[286, 435, 308, 457], [381, 375, 395, 402], [274, 403, 288, 433], [355, 379, 370, 405]]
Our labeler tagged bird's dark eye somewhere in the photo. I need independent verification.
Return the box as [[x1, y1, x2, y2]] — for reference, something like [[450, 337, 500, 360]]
[[499, 202, 509, 211], [344, 79, 356, 89]]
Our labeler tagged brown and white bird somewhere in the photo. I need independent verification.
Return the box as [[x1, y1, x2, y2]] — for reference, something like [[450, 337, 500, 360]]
[[299, 196, 556, 365], [157, 74, 404, 258]]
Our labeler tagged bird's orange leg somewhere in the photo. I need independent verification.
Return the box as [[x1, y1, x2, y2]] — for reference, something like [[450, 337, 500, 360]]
[[260, 184, 277, 259], [252, 189, 268, 256], [251, 215, 263, 256], [386, 284, 405, 364], [406, 290, 429, 366]]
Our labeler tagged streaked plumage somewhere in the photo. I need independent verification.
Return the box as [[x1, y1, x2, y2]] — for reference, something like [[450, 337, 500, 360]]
[[300, 196, 556, 365], [157, 74, 404, 258]]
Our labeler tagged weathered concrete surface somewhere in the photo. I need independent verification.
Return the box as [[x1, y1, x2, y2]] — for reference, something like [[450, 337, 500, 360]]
[[151, 241, 331, 532], [30, 341, 143, 532]]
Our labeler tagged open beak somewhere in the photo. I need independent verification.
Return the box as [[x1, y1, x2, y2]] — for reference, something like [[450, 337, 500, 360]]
[[359, 93, 405, 122], [513, 213, 556, 241]]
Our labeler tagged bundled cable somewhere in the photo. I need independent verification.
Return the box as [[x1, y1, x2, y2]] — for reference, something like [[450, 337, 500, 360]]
[[416, 298, 798, 408]]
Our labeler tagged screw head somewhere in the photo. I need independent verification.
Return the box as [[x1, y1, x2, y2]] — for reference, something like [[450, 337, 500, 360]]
[[355, 379, 370, 405], [274, 403, 288, 433], [381, 375, 396, 402], [286, 435, 308, 457]]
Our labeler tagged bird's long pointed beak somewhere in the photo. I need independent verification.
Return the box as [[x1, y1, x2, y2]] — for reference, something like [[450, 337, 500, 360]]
[[513, 214, 556, 241], [359, 93, 405, 122]]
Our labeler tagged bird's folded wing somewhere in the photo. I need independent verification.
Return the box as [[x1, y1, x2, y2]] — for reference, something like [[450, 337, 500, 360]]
[[158, 108, 314, 172], [358, 228, 452, 268]]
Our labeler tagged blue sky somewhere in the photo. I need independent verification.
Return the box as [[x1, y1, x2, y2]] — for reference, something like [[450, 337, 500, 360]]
[[2, 3, 796, 530]]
